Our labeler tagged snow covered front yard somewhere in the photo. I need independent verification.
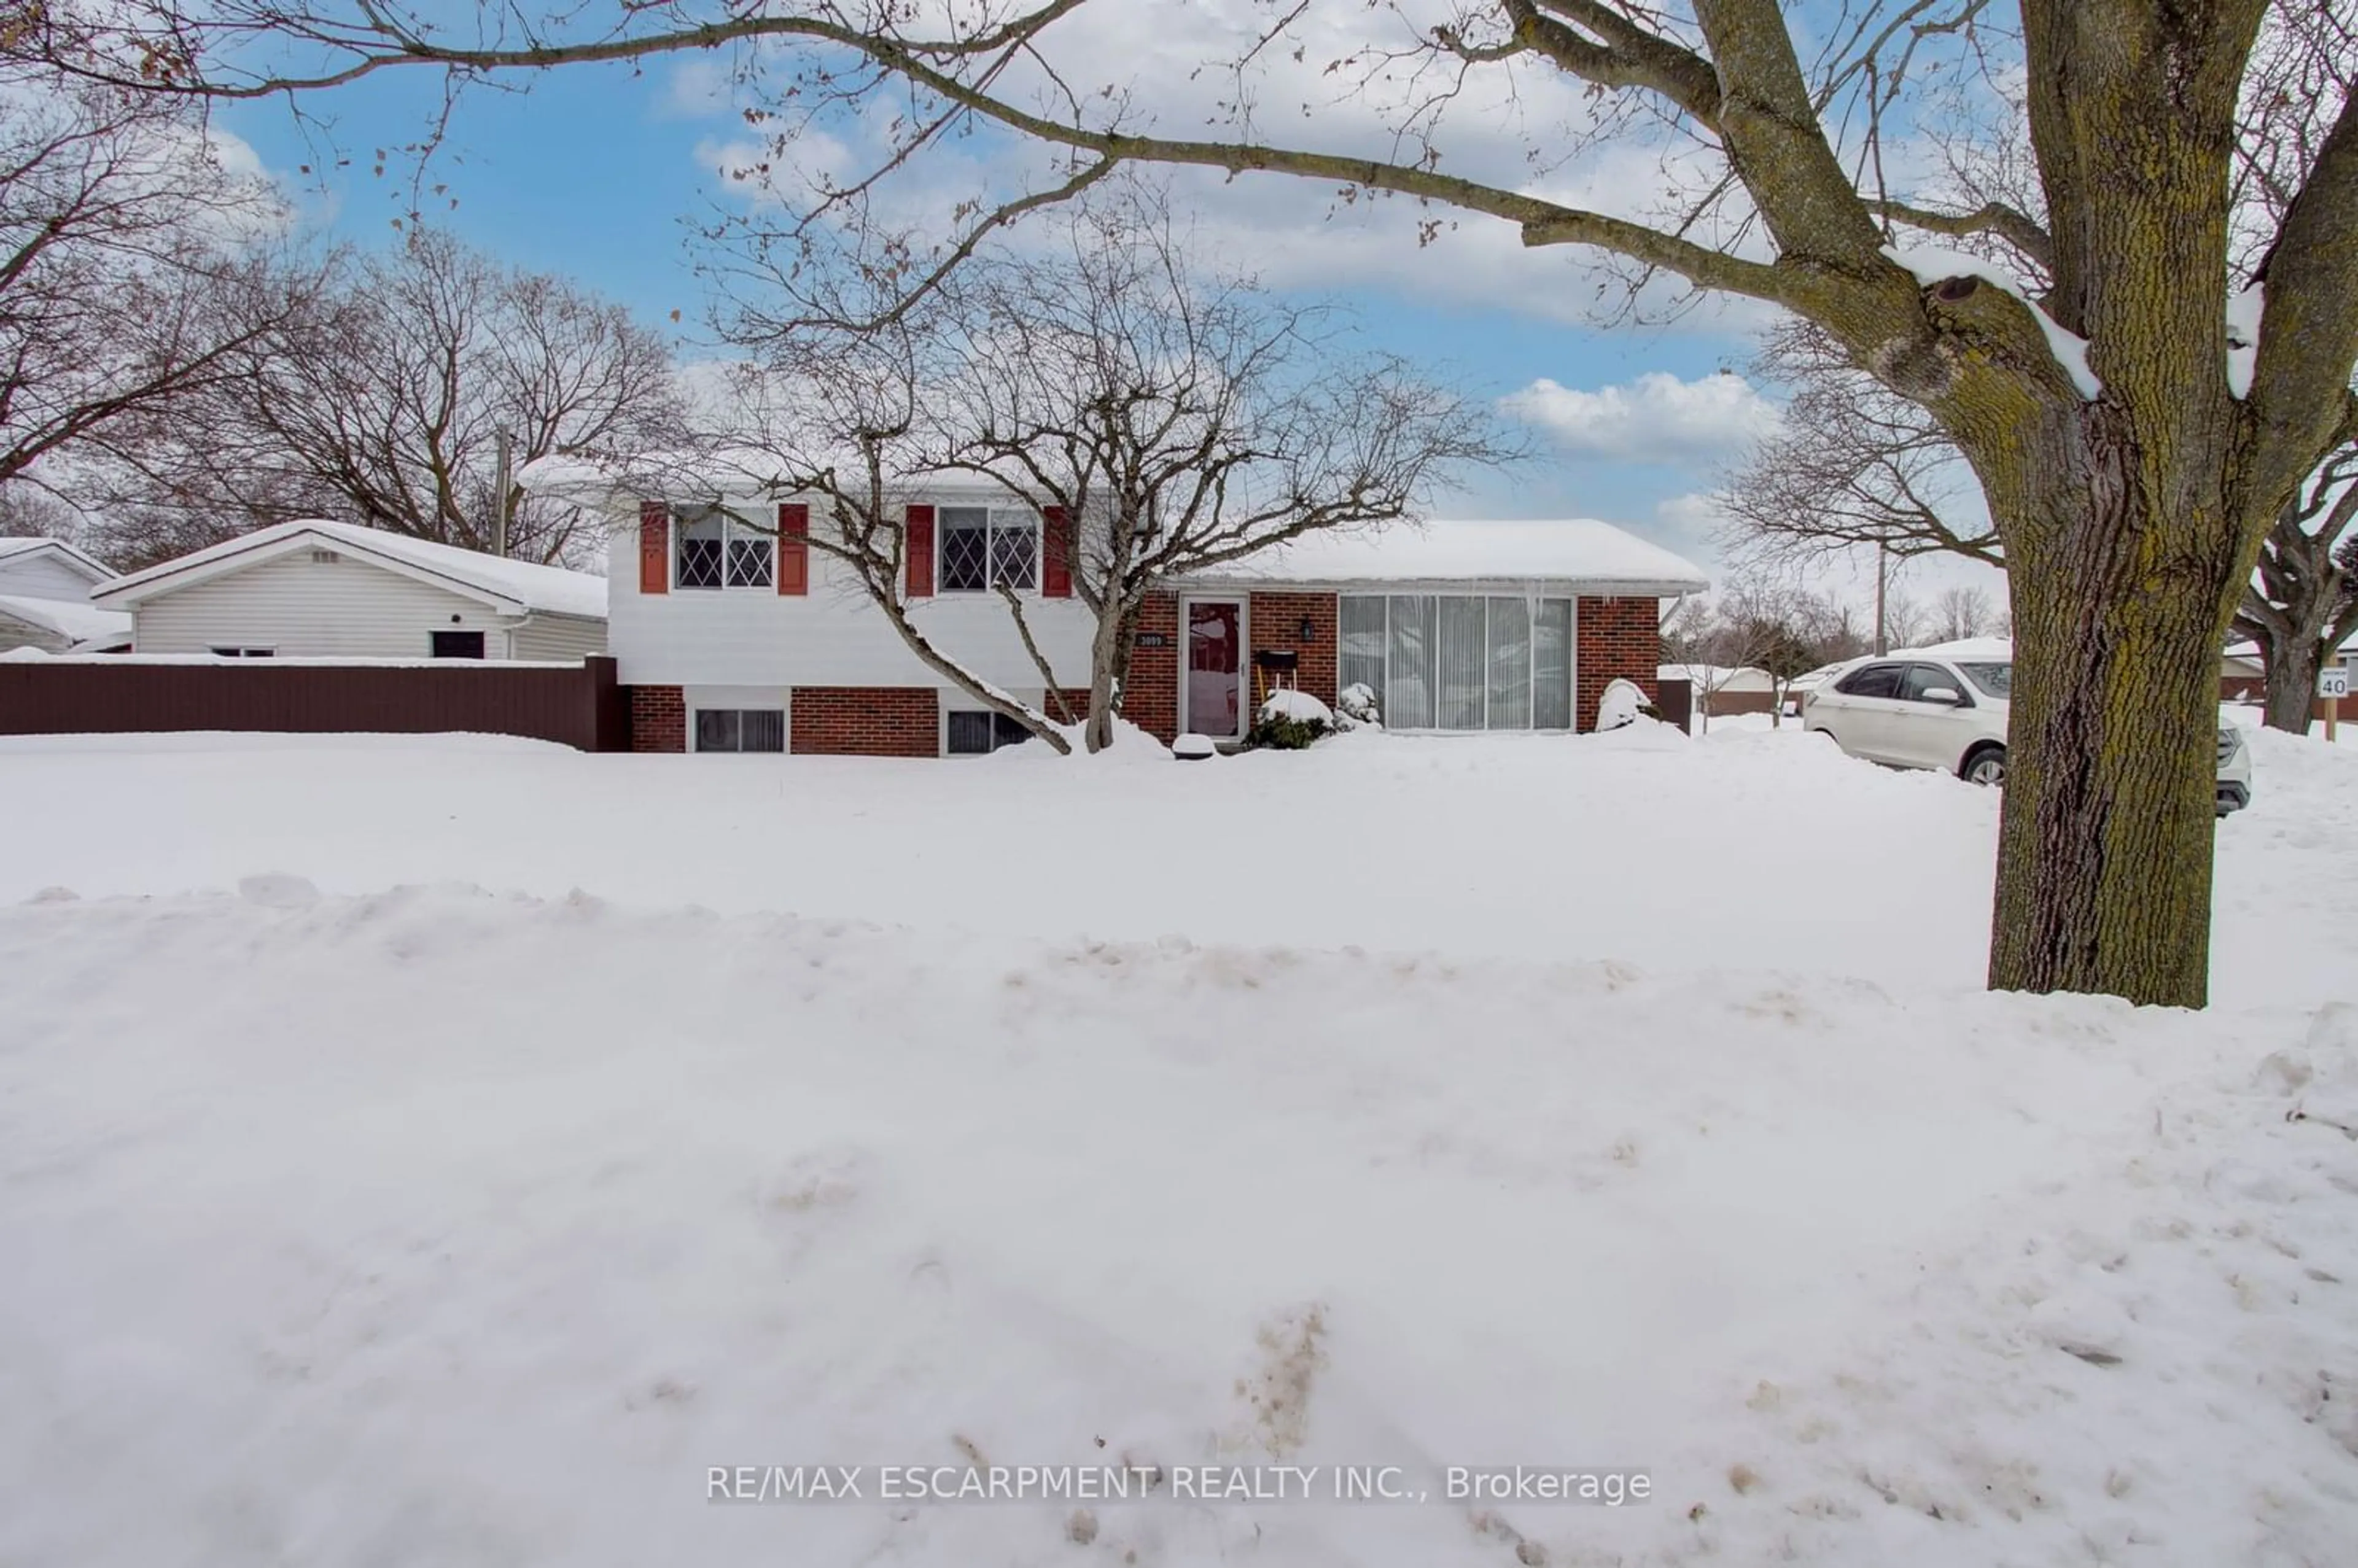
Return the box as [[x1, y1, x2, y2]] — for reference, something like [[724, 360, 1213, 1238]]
[[2, 720, 2355, 1566]]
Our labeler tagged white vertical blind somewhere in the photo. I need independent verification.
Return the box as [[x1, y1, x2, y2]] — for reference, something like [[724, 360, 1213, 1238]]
[[1339, 596, 1387, 716], [1347, 593, 1575, 731], [1486, 596, 1531, 729], [1386, 594, 1435, 728], [1534, 600, 1573, 729], [1436, 597, 1486, 729]]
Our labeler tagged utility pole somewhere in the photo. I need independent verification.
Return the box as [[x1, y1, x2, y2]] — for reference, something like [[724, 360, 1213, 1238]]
[[1873, 540, 1888, 655], [491, 430, 512, 558]]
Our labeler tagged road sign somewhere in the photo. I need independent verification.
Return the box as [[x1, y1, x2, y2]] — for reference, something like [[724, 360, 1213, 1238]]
[[2322, 667, 2351, 700]]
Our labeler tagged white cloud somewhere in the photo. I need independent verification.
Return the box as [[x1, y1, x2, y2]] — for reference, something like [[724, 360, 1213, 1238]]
[[677, 0, 1784, 334], [1501, 371, 1781, 462]]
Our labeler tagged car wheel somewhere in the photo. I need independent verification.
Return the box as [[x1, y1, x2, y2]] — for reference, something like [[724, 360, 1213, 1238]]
[[1962, 744, 2006, 786]]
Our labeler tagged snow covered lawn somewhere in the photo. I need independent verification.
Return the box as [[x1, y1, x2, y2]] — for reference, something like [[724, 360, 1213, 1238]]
[[2, 721, 2355, 1566]]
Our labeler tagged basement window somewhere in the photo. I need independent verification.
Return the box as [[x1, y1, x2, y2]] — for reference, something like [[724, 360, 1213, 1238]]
[[945, 710, 1033, 756], [695, 708, 785, 753], [209, 646, 276, 658]]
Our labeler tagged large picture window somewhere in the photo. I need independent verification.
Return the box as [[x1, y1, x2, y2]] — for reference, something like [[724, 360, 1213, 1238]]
[[1343, 594, 1575, 731], [938, 506, 1038, 593], [675, 507, 772, 590]]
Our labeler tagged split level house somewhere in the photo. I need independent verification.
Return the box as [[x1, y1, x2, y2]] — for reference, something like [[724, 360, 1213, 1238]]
[[0, 538, 130, 653], [89, 520, 609, 661], [603, 484, 1708, 756]]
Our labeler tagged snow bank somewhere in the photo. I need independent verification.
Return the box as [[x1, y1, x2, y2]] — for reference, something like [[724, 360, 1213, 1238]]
[[1, 885, 2352, 1566], [0, 724, 2015, 992], [6, 712, 2358, 1564]]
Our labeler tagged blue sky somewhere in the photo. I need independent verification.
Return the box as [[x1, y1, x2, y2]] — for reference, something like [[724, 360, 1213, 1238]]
[[220, 55, 1792, 578]]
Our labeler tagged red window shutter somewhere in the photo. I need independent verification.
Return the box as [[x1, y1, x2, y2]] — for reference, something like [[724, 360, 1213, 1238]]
[[1041, 506, 1072, 599], [637, 501, 669, 595], [777, 503, 809, 596], [905, 504, 935, 598]]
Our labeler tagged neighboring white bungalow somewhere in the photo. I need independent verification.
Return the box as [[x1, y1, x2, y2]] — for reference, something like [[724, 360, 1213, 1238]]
[[601, 486, 1706, 754], [91, 520, 607, 661], [0, 537, 130, 653]]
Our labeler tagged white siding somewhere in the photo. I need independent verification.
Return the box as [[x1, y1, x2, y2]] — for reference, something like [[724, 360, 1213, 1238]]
[[512, 613, 607, 661], [607, 509, 1096, 692], [0, 552, 106, 602], [130, 551, 518, 657]]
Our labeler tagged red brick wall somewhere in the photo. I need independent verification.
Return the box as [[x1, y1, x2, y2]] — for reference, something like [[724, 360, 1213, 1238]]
[[1576, 597, 1663, 732], [790, 686, 940, 757], [629, 685, 685, 752], [1125, 592, 1180, 743], [1246, 591, 1338, 710]]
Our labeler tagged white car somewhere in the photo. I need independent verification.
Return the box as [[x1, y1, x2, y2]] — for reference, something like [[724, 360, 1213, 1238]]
[[1801, 648, 2252, 815], [1779, 660, 1856, 716]]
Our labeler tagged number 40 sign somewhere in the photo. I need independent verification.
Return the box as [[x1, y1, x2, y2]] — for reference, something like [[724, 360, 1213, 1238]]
[[2323, 666, 2351, 701]]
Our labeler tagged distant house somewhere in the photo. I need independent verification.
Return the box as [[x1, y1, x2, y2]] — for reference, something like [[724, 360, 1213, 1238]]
[[90, 520, 607, 661], [1657, 662, 1778, 721], [2220, 648, 2265, 702], [0, 538, 130, 653], [2220, 636, 2357, 703], [602, 485, 1706, 755]]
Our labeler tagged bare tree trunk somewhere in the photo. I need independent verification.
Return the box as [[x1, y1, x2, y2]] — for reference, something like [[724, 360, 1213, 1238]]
[[1083, 599, 1138, 753], [2259, 632, 2321, 735], [1986, 416, 2242, 1009]]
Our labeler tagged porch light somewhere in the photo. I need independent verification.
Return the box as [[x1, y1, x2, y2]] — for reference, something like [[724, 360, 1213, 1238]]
[[1298, 616, 1317, 642]]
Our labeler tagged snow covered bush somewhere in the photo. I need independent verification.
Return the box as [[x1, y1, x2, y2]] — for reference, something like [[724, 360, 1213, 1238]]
[[1248, 688, 1334, 750], [1334, 682, 1382, 730], [1594, 678, 1656, 732]]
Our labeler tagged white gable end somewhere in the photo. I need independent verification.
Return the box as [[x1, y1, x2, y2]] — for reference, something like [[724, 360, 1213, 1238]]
[[128, 551, 525, 658], [0, 551, 107, 602]]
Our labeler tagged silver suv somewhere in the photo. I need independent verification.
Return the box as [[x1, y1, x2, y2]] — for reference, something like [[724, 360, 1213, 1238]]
[[1802, 649, 2252, 815]]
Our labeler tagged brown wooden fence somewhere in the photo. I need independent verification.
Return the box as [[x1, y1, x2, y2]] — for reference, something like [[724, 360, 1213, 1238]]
[[0, 655, 630, 751]]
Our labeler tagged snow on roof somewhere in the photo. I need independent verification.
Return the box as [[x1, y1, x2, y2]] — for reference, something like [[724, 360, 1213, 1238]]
[[0, 536, 115, 581], [518, 449, 1018, 506], [1174, 519, 1709, 592], [1896, 637, 2014, 661], [94, 521, 607, 621], [0, 593, 132, 644], [1658, 663, 1772, 689]]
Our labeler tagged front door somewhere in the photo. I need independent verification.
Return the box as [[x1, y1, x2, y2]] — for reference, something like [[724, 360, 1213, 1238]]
[[1185, 600, 1243, 739]]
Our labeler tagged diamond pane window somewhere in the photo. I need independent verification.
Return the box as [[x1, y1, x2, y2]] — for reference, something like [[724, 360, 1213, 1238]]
[[990, 519, 1037, 591], [725, 532, 773, 588], [677, 508, 725, 589], [936, 506, 1039, 593], [939, 507, 991, 592]]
